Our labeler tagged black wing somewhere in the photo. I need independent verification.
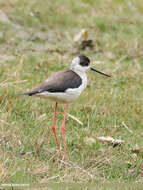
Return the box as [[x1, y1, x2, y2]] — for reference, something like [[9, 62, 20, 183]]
[[20, 70, 82, 96]]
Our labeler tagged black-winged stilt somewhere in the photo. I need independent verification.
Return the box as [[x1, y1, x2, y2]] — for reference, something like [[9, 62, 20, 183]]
[[20, 55, 111, 161]]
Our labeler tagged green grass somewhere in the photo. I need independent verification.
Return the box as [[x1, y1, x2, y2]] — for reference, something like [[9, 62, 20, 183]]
[[0, 0, 143, 188]]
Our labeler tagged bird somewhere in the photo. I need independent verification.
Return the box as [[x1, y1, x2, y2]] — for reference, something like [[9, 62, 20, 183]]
[[20, 55, 111, 162]]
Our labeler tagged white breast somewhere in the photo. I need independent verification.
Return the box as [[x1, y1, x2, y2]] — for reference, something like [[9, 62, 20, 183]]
[[65, 71, 87, 101]]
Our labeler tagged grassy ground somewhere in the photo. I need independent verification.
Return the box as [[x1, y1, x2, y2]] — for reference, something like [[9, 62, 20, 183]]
[[0, 0, 143, 188]]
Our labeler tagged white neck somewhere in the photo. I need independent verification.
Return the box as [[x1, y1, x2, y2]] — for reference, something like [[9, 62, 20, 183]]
[[71, 68, 88, 92], [71, 68, 85, 78]]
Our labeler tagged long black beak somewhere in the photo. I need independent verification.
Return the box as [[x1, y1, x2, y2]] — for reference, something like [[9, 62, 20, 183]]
[[90, 67, 111, 77]]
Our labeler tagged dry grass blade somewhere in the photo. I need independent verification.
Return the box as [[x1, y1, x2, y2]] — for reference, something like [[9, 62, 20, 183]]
[[37, 113, 46, 121], [73, 29, 86, 42], [0, 164, 4, 178], [47, 175, 59, 181], [122, 121, 133, 134], [0, 118, 10, 126], [67, 113, 83, 125]]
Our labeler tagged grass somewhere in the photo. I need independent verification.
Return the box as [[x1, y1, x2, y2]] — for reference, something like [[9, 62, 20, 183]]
[[0, 0, 143, 189]]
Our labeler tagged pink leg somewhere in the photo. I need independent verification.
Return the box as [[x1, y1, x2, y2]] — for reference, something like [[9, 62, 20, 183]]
[[61, 103, 69, 162], [52, 102, 62, 159]]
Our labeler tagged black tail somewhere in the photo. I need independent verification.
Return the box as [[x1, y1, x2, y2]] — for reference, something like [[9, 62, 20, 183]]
[[19, 91, 38, 96]]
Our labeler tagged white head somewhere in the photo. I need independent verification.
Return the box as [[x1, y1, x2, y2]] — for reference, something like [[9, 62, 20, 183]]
[[71, 55, 90, 73], [71, 55, 111, 77]]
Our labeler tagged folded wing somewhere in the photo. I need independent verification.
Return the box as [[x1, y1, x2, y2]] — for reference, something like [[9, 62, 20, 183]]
[[20, 70, 82, 96]]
